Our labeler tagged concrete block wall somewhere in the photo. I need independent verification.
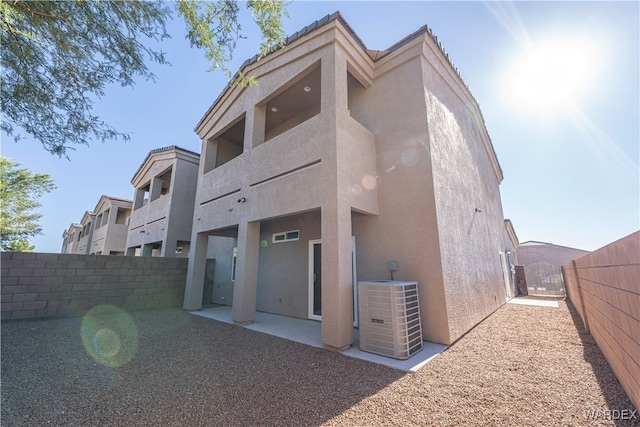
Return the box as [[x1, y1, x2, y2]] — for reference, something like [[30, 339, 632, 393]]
[[1, 252, 188, 321], [562, 231, 639, 410]]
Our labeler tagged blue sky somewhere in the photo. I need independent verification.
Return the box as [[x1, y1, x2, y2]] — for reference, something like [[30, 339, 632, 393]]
[[2, 1, 638, 253]]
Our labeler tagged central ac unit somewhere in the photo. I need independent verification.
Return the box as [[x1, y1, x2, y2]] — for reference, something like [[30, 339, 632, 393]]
[[357, 280, 423, 359]]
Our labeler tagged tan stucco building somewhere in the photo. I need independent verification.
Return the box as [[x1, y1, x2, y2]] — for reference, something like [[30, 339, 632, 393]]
[[183, 12, 510, 348], [60, 223, 82, 254], [77, 211, 95, 255], [88, 195, 132, 255], [125, 146, 200, 257], [517, 241, 589, 267]]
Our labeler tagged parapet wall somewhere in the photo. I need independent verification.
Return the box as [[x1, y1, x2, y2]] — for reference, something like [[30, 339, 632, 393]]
[[1, 252, 187, 321], [562, 231, 639, 411]]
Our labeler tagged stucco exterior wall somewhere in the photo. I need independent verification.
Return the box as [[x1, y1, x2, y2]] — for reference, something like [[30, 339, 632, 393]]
[[256, 212, 321, 318], [185, 14, 507, 349], [420, 35, 506, 343], [207, 236, 236, 305]]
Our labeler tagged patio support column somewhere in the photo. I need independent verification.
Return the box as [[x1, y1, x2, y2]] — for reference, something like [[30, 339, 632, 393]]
[[183, 231, 208, 310], [321, 204, 354, 351], [319, 45, 354, 351], [232, 220, 260, 325]]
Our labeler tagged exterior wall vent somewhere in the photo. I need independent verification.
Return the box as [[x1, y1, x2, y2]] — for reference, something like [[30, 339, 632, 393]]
[[357, 280, 423, 359]]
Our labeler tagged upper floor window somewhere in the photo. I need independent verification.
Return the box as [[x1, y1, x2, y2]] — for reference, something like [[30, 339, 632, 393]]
[[204, 114, 246, 174]]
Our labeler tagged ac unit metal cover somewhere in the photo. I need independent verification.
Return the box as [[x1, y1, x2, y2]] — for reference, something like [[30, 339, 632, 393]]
[[358, 280, 423, 359]]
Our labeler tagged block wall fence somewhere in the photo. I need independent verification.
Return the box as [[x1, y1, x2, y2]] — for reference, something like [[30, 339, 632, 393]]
[[562, 231, 639, 411], [1, 252, 188, 321]]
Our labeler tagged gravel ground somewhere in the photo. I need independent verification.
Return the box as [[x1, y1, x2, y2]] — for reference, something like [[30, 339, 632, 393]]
[[2, 300, 637, 426]]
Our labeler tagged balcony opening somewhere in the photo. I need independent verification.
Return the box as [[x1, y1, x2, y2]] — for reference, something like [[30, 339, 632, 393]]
[[151, 167, 172, 201], [347, 69, 369, 128], [101, 209, 110, 227], [134, 183, 150, 210], [116, 207, 131, 225], [257, 63, 321, 145], [204, 114, 246, 174]]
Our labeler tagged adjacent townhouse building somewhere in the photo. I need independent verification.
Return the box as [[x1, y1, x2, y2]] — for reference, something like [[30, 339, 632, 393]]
[[517, 240, 589, 266], [183, 12, 510, 349], [87, 195, 132, 255], [517, 240, 590, 296], [77, 211, 96, 255], [125, 146, 200, 257], [60, 223, 82, 254]]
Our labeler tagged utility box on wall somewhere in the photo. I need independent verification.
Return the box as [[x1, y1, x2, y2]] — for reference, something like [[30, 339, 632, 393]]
[[358, 280, 423, 359]]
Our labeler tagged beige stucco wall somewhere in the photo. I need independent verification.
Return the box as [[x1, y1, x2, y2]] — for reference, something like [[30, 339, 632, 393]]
[[185, 15, 507, 348], [420, 38, 507, 343]]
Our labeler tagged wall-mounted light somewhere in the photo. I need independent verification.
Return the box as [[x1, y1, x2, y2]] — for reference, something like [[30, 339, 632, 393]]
[[271, 106, 278, 112], [475, 208, 482, 213], [303, 86, 311, 92], [237, 197, 247, 203]]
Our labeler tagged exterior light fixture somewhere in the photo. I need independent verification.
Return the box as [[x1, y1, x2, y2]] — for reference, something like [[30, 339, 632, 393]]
[[237, 197, 247, 203], [303, 86, 311, 92], [271, 106, 278, 112], [475, 208, 482, 213]]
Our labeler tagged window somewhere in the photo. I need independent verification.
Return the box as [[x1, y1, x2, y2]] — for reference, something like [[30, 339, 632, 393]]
[[272, 230, 299, 243], [231, 247, 238, 281]]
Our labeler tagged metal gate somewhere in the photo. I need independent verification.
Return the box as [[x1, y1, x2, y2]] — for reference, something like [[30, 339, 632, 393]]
[[524, 261, 565, 296]]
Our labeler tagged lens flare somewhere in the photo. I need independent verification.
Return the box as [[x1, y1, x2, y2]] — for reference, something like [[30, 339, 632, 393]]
[[362, 175, 378, 190], [81, 305, 138, 368]]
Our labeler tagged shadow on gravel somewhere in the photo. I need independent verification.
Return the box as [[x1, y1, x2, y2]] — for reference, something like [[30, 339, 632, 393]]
[[565, 300, 639, 425], [2, 308, 405, 426]]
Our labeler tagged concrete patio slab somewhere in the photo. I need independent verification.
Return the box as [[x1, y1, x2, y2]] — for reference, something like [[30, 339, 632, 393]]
[[507, 297, 561, 308], [191, 306, 447, 372]]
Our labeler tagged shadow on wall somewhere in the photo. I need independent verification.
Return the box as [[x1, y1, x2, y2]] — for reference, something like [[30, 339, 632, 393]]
[[565, 300, 638, 421]]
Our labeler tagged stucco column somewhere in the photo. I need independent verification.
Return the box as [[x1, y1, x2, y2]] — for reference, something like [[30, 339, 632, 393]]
[[318, 45, 354, 350], [141, 243, 154, 257], [232, 220, 260, 325], [321, 205, 354, 350], [183, 231, 208, 310]]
